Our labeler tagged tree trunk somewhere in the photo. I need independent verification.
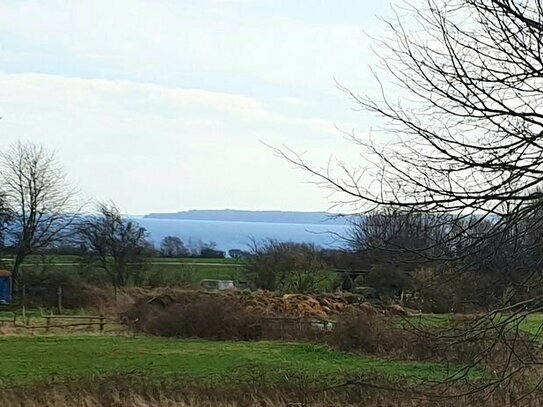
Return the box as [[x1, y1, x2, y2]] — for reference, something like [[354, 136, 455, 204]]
[[11, 253, 25, 295], [12, 255, 23, 280]]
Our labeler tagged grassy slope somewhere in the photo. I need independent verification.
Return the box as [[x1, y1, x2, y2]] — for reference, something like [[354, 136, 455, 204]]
[[0, 336, 469, 386]]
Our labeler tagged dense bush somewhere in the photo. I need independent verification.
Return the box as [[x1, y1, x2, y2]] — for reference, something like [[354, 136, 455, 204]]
[[408, 268, 499, 313], [124, 296, 263, 340], [327, 310, 540, 371], [244, 241, 337, 293], [327, 311, 444, 360], [364, 265, 411, 300], [18, 268, 108, 309], [120, 291, 540, 374]]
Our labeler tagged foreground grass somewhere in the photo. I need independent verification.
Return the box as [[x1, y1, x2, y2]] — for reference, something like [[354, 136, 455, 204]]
[[0, 336, 472, 386]]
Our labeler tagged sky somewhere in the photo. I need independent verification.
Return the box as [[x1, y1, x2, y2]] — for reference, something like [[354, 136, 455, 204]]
[[0, 0, 393, 214]]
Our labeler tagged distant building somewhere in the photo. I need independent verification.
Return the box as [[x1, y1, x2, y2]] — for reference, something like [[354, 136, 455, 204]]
[[0, 270, 11, 304], [200, 279, 236, 291]]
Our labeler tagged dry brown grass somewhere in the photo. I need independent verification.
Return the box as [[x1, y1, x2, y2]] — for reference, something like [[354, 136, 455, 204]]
[[0, 385, 538, 407], [1, 375, 540, 407]]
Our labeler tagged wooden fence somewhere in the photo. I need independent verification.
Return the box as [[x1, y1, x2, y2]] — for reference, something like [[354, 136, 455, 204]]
[[0, 313, 334, 336], [0, 313, 118, 333]]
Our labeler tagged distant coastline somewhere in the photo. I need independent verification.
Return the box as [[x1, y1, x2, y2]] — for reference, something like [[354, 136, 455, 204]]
[[143, 209, 350, 226]]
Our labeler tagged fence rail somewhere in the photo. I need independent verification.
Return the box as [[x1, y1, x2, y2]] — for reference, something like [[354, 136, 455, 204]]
[[0, 313, 119, 333], [43, 315, 109, 332]]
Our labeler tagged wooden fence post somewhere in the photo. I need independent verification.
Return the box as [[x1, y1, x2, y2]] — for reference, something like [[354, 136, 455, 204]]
[[57, 286, 63, 314], [21, 284, 26, 322]]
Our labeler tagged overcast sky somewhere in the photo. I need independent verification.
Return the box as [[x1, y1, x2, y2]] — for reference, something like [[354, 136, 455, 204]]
[[0, 0, 393, 214]]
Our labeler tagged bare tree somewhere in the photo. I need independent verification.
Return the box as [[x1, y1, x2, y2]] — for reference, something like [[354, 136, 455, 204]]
[[0, 142, 80, 280], [280, 0, 543, 236], [349, 209, 453, 267], [160, 236, 189, 257], [278, 0, 543, 291], [0, 192, 13, 251], [276, 0, 543, 399], [77, 203, 149, 287]]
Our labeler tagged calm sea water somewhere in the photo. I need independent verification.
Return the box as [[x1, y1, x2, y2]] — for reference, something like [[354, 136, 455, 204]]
[[135, 218, 349, 252]]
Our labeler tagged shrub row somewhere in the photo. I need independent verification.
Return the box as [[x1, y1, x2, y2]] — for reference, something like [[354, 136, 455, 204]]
[[123, 295, 535, 367]]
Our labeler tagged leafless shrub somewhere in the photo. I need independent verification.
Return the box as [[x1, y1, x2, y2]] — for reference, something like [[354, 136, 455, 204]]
[[19, 269, 108, 309], [328, 311, 446, 360], [327, 311, 541, 370], [124, 296, 263, 340]]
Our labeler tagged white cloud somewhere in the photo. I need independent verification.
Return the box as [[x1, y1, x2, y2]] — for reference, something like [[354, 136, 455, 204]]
[[0, 0, 387, 212], [0, 0, 383, 91], [0, 73, 261, 113], [0, 73, 359, 213]]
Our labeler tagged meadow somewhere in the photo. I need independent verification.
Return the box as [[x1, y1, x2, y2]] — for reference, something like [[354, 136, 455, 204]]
[[0, 307, 534, 406], [6, 255, 246, 287], [0, 336, 469, 387]]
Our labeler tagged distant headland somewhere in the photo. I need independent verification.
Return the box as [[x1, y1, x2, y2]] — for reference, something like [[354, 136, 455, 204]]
[[143, 209, 350, 225]]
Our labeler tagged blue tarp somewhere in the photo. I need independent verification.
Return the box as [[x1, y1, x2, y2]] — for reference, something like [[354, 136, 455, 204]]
[[0, 276, 11, 304]]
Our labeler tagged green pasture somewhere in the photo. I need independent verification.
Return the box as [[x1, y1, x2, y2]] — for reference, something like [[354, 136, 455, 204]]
[[407, 313, 543, 340], [0, 255, 245, 286], [0, 336, 478, 387]]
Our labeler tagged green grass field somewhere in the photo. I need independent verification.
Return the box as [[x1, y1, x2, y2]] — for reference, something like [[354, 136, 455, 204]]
[[3, 254, 340, 288], [407, 313, 543, 342], [1, 255, 246, 286], [0, 336, 476, 387], [1, 255, 244, 266], [145, 262, 243, 285]]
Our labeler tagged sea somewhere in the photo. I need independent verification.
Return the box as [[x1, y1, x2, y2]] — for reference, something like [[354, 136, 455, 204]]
[[134, 217, 350, 253]]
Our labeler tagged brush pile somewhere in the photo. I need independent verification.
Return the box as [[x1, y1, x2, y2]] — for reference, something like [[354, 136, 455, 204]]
[[242, 291, 379, 318], [126, 288, 381, 319]]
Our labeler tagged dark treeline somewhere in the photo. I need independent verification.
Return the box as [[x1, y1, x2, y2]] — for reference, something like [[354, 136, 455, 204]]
[[343, 206, 543, 312], [240, 205, 543, 312]]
